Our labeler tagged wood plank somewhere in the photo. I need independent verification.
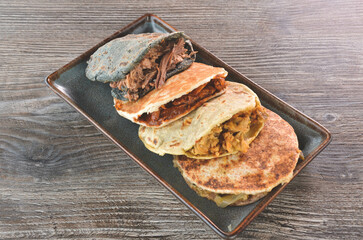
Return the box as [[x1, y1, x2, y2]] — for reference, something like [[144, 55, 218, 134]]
[[0, 0, 362, 239]]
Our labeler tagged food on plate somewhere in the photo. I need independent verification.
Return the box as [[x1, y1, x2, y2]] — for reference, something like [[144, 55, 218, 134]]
[[174, 109, 301, 207], [86, 31, 300, 209], [114, 62, 227, 127], [138, 81, 266, 158], [86, 32, 196, 102]]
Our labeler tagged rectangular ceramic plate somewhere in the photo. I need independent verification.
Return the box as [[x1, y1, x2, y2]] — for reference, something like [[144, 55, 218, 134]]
[[45, 14, 331, 238]]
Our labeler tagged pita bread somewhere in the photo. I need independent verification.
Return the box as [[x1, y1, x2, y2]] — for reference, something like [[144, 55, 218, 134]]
[[86, 32, 187, 83], [139, 81, 266, 158], [86, 32, 196, 102], [174, 109, 300, 207], [115, 62, 227, 127]]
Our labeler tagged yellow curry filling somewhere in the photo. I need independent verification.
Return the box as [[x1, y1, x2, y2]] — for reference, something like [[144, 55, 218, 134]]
[[188, 106, 266, 157]]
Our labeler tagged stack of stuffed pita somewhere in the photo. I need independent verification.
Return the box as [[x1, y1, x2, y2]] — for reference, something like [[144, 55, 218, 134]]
[[138, 83, 301, 207], [86, 32, 301, 208]]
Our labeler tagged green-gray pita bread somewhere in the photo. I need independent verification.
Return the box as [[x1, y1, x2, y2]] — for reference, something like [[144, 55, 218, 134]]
[[86, 32, 188, 82], [85, 32, 195, 101]]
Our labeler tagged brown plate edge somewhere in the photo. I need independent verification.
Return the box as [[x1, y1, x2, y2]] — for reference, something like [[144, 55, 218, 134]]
[[44, 13, 332, 239]]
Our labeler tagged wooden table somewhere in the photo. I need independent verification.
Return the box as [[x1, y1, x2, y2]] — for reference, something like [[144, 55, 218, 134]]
[[1, 1, 362, 239]]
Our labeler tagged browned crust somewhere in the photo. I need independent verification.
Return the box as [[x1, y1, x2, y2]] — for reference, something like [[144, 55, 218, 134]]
[[178, 167, 268, 207], [175, 108, 300, 195]]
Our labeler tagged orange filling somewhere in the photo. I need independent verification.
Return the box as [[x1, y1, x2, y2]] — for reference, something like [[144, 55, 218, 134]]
[[188, 106, 266, 157]]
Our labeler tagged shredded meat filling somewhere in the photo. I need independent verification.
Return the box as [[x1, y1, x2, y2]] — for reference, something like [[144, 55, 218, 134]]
[[110, 38, 194, 101], [189, 106, 266, 157], [137, 77, 226, 126]]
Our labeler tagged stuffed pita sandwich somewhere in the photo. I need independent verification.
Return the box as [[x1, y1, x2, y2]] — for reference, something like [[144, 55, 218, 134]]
[[139, 81, 267, 158], [174, 109, 301, 207], [86, 32, 196, 102], [114, 62, 227, 127]]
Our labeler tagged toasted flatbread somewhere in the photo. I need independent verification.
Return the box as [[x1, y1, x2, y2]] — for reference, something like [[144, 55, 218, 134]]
[[174, 109, 301, 207], [115, 62, 227, 127], [139, 81, 266, 158]]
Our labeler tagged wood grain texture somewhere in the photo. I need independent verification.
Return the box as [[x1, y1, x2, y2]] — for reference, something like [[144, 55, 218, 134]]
[[0, 0, 362, 239]]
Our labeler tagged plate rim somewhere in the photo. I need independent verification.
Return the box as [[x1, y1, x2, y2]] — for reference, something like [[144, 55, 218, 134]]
[[45, 13, 331, 239]]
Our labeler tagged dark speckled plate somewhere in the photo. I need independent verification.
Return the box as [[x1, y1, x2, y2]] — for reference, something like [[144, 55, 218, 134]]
[[45, 14, 331, 239]]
